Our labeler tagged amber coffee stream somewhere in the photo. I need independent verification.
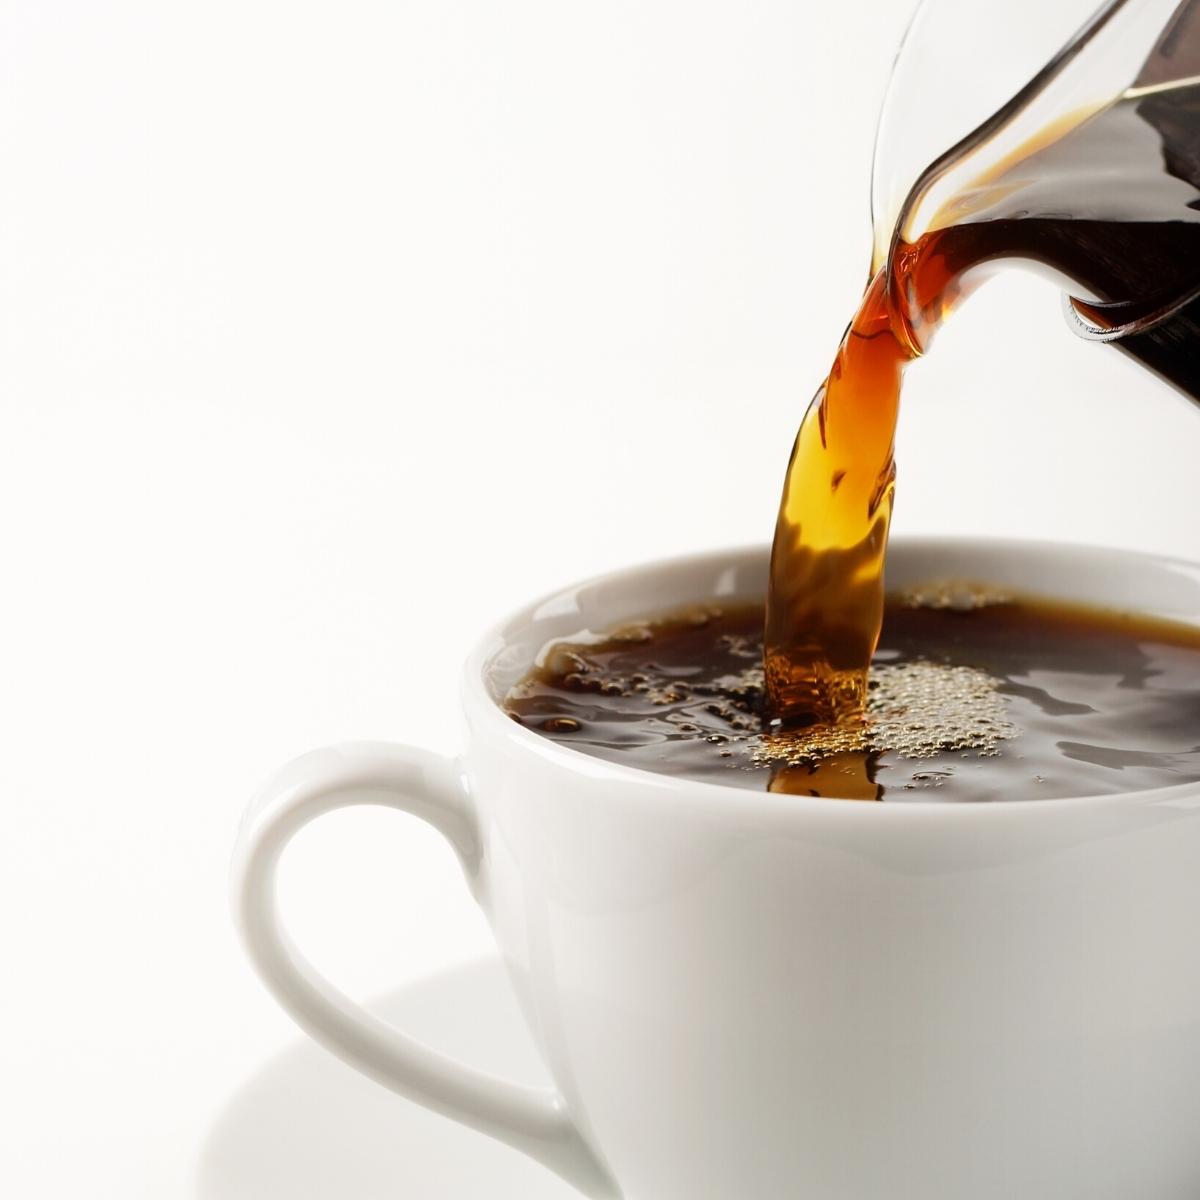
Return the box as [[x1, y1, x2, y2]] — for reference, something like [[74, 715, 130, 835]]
[[766, 84, 1200, 728]]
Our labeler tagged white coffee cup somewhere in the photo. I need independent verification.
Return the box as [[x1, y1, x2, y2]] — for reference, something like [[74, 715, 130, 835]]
[[232, 538, 1200, 1200]]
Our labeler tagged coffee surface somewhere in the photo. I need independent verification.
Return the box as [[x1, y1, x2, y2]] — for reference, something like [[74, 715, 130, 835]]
[[506, 594, 1200, 802]]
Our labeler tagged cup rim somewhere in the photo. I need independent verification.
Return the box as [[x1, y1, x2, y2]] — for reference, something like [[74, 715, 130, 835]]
[[462, 537, 1200, 817]]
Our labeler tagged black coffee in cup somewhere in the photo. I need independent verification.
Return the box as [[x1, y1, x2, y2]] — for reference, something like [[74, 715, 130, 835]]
[[506, 591, 1200, 802]]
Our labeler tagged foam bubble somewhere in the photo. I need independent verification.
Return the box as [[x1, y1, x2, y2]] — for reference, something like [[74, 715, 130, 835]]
[[754, 660, 1017, 766], [899, 581, 1012, 611]]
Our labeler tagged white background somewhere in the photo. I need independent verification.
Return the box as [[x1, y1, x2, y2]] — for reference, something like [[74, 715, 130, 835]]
[[3, 1, 1198, 1196]]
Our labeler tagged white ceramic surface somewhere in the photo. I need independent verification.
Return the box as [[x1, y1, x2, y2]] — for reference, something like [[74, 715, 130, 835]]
[[233, 539, 1200, 1200]]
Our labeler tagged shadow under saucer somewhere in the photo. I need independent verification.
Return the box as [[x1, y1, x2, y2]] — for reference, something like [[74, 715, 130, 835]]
[[194, 958, 576, 1199]]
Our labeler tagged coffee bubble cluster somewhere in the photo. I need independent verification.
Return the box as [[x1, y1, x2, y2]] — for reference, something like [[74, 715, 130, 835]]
[[754, 660, 1017, 766]]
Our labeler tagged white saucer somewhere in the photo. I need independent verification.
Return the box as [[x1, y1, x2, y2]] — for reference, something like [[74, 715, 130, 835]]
[[195, 958, 578, 1198]]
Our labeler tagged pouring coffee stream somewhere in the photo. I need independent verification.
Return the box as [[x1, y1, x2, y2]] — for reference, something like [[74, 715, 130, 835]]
[[764, 0, 1200, 732]]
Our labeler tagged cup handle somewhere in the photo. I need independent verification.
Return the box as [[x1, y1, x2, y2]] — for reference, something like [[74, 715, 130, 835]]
[[231, 741, 618, 1199]]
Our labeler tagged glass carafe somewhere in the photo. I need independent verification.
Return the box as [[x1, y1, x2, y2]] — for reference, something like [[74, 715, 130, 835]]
[[872, 0, 1200, 397]]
